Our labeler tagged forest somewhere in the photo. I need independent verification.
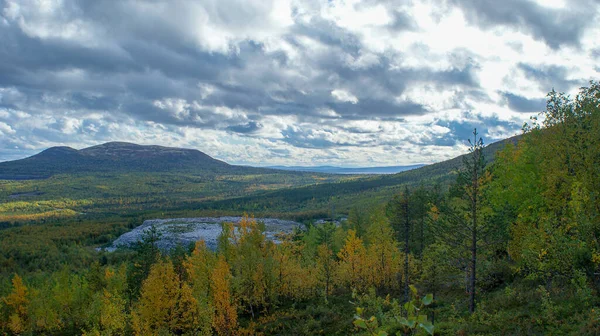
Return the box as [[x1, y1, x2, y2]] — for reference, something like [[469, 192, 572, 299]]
[[1, 82, 600, 335]]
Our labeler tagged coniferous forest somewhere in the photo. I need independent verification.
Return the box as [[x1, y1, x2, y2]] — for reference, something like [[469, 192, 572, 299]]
[[2, 82, 600, 335]]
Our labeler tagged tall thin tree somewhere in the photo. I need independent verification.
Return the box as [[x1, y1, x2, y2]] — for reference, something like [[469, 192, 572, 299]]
[[403, 187, 411, 303], [461, 128, 486, 314], [387, 187, 412, 302]]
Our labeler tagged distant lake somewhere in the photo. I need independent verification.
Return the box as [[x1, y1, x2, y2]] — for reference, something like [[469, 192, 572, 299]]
[[265, 164, 426, 175]]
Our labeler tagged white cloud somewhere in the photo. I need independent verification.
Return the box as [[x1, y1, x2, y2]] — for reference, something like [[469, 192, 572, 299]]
[[0, 121, 16, 135], [3, 0, 102, 46], [0, 0, 598, 165], [61, 117, 82, 134], [331, 89, 359, 104]]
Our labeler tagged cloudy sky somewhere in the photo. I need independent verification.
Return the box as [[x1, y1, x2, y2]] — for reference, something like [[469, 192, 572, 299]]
[[0, 0, 599, 166]]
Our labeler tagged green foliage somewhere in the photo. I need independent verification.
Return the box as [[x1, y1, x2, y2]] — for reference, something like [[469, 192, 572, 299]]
[[353, 286, 434, 335], [491, 82, 600, 286], [347, 206, 370, 237]]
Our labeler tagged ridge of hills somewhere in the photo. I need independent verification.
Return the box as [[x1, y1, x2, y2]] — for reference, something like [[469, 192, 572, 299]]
[[0, 134, 519, 185], [1, 135, 518, 180], [0, 142, 268, 178]]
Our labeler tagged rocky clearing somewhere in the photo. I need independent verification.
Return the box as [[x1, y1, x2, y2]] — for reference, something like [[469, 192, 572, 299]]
[[106, 216, 303, 251]]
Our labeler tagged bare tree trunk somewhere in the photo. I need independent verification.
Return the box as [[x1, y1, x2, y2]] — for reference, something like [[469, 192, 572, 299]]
[[404, 194, 410, 303], [469, 136, 480, 314], [465, 266, 470, 294], [470, 206, 477, 313], [431, 265, 437, 325], [325, 252, 331, 301], [420, 215, 425, 257]]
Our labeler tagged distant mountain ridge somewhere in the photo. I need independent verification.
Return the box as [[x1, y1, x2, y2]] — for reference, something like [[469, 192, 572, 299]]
[[265, 165, 426, 175], [0, 136, 521, 180], [0, 142, 251, 178]]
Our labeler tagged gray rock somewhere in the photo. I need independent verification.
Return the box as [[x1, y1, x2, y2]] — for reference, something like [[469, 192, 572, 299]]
[[106, 217, 302, 251]]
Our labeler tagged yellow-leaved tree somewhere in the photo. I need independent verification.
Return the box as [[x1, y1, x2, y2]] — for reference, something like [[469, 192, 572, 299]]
[[228, 215, 276, 316], [3, 274, 29, 335], [316, 243, 336, 300], [212, 255, 238, 336], [337, 229, 370, 292], [82, 265, 129, 336], [132, 259, 201, 335], [273, 233, 316, 300], [366, 210, 401, 292], [183, 240, 216, 335]]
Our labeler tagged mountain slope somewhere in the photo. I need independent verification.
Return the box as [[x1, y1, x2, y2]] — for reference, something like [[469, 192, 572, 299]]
[[198, 135, 521, 213], [0, 142, 251, 178]]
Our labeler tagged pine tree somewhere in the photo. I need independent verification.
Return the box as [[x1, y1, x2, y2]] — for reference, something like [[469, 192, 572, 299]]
[[412, 186, 431, 257], [127, 225, 161, 301], [388, 187, 412, 301], [460, 128, 487, 314], [347, 206, 369, 237]]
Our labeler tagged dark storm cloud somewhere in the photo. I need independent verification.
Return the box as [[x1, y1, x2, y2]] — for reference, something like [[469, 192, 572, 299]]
[[122, 99, 252, 131], [501, 92, 546, 113], [70, 93, 119, 111], [306, 44, 480, 91], [119, 40, 237, 84], [227, 121, 262, 134], [441, 112, 523, 144], [387, 10, 418, 32], [281, 127, 340, 149], [291, 17, 362, 52], [0, 25, 137, 77], [429, 135, 458, 147], [443, 120, 482, 142], [448, 0, 598, 49], [517, 63, 584, 92], [0, 0, 483, 134], [326, 99, 427, 119], [280, 126, 378, 149], [269, 148, 291, 157]]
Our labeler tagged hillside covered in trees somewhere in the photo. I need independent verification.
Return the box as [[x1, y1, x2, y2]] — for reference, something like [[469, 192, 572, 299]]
[[2, 82, 600, 335], [0, 142, 305, 179]]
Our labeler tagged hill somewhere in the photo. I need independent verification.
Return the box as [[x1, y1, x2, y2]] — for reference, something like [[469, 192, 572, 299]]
[[0, 142, 267, 178]]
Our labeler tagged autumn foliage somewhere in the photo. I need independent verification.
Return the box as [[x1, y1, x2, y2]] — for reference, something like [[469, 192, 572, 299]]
[[3, 82, 600, 335]]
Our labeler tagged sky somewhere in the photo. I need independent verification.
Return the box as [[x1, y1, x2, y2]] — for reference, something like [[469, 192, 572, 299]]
[[0, 0, 599, 167]]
